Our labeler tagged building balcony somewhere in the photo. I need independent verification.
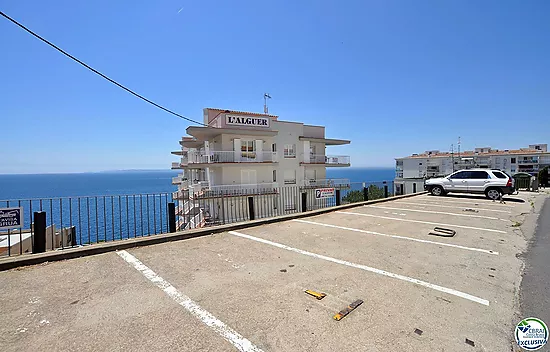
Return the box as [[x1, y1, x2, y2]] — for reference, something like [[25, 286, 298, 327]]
[[195, 182, 279, 198], [174, 181, 279, 199], [188, 151, 278, 164], [172, 176, 184, 185], [518, 159, 539, 164], [301, 178, 351, 189], [302, 155, 351, 167], [517, 168, 538, 173]]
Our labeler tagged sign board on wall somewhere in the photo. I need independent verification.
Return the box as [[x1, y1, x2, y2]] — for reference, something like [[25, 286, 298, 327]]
[[0, 207, 24, 229], [226, 114, 270, 128], [315, 188, 335, 199]]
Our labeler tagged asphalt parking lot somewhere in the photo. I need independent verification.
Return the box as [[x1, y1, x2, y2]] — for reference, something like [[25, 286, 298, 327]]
[[0, 192, 547, 352]]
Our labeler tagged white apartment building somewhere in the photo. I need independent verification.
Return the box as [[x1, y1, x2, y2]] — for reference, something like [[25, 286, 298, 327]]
[[395, 144, 549, 195], [171, 108, 351, 229]]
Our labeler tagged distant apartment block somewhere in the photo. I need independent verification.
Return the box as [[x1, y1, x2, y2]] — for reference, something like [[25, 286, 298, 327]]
[[171, 108, 351, 229], [394, 144, 549, 195]]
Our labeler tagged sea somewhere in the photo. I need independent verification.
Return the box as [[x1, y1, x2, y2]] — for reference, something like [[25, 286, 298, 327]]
[[0, 168, 394, 201]]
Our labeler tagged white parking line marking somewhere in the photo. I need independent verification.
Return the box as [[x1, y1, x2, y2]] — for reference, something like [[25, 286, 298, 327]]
[[117, 250, 264, 352], [336, 211, 507, 234], [416, 197, 513, 207], [228, 231, 490, 306], [292, 219, 498, 255], [392, 201, 512, 213], [365, 205, 501, 220]]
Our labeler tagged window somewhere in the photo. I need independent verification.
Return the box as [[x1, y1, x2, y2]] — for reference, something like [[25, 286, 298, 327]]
[[492, 171, 508, 179], [449, 171, 469, 179], [283, 169, 296, 184], [272, 170, 277, 182], [272, 143, 276, 152], [511, 158, 516, 164], [419, 162, 423, 165], [469, 171, 490, 179], [241, 140, 255, 152], [284, 144, 296, 158]]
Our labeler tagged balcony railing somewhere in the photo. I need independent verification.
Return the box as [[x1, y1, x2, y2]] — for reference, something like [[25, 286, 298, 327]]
[[303, 155, 350, 166], [196, 183, 279, 198], [518, 159, 539, 164], [301, 178, 351, 188], [188, 151, 278, 164]]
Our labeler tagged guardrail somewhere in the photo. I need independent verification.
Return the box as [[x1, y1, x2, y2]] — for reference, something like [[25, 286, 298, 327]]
[[187, 151, 277, 164], [0, 193, 171, 257], [304, 155, 350, 165], [302, 178, 351, 188]]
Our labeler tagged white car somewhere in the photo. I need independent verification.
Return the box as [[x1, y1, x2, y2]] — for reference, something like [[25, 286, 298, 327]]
[[424, 169, 515, 200]]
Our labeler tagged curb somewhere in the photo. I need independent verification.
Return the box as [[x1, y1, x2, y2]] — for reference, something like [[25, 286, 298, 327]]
[[0, 192, 426, 271]]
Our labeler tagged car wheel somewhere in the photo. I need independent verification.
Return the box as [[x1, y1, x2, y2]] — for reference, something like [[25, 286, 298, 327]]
[[485, 188, 502, 200], [431, 186, 445, 196]]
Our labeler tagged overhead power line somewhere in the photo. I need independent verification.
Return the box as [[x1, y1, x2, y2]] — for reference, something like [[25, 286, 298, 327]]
[[0, 11, 205, 126]]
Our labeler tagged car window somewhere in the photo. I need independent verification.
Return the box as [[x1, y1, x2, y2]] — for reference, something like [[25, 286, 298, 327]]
[[492, 171, 508, 179], [450, 171, 469, 179], [468, 171, 489, 179]]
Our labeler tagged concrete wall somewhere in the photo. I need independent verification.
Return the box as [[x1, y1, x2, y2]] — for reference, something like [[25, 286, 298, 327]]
[[394, 179, 425, 195], [303, 125, 325, 138], [220, 166, 274, 185], [272, 120, 304, 186]]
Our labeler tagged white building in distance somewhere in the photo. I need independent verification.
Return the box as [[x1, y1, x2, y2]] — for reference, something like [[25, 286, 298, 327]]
[[171, 108, 351, 229], [395, 144, 549, 195]]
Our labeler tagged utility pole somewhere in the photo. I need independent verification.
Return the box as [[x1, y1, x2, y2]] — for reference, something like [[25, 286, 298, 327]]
[[264, 93, 271, 114], [451, 144, 455, 172]]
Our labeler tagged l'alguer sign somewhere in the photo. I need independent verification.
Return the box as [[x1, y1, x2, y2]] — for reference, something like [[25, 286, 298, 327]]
[[226, 114, 270, 128]]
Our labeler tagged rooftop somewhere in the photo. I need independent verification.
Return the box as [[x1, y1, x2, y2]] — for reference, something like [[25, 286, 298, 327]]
[[397, 145, 548, 159], [206, 107, 278, 119]]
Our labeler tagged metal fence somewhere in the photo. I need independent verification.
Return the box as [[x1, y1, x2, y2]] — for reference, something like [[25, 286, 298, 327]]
[[0, 193, 171, 256], [0, 181, 394, 257]]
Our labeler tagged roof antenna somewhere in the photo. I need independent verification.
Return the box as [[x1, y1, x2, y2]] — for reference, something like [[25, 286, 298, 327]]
[[264, 93, 271, 114]]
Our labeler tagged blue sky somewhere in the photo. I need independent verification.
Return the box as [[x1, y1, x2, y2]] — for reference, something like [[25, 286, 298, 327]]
[[1, 0, 549, 173]]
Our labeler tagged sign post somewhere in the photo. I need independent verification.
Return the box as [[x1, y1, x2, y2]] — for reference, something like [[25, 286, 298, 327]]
[[0, 207, 24, 230]]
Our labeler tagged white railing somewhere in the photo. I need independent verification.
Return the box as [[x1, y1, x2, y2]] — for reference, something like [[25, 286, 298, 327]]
[[187, 151, 278, 164], [171, 162, 182, 169], [302, 178, 351, 188], [172, 176, 181, 185], [189, 181, 210, 195], [325, 155, 350, 165], [197, 182, 278, 197], [304, 155, 350, 165], [518, 159, 539, 164]]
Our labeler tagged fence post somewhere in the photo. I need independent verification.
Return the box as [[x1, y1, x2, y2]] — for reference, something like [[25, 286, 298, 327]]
[[363, 187, 369, 201], [383, 182, 389, 198], [248, 197, 255, 220], [34, 211, 46, 253], [168, 202, 176, 233], [335, 190, 341, 206], [301, 193, 307, 212]]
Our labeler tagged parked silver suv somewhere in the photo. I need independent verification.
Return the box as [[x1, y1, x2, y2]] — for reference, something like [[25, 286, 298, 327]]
[[424, 169, 515, 200]]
